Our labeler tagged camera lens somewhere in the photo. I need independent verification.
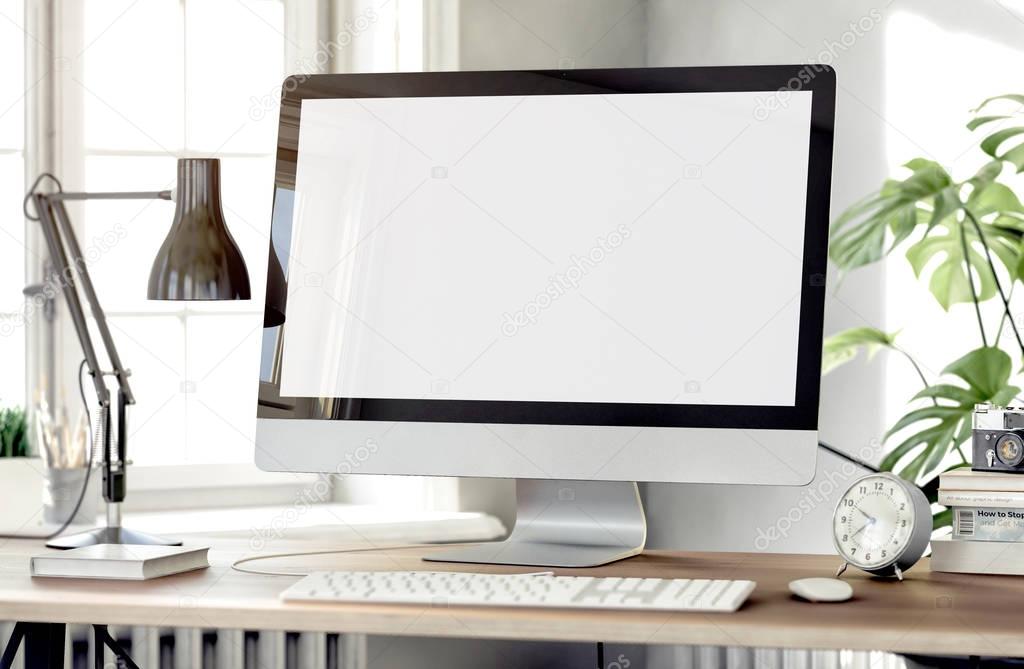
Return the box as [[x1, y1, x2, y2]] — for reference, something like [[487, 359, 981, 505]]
[[995, 433, 1024, 467]]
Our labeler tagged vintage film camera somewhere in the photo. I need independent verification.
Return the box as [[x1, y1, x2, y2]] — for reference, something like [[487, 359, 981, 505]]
[[974, 403, 1024, 472]]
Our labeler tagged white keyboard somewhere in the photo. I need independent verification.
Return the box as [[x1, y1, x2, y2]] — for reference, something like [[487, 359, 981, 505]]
[[281, 571, 755, 613]]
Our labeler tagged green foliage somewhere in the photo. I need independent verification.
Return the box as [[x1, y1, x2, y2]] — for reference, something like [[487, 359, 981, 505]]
[[821, 327, 897, 374], [932, 508, 952, 530], [826, 93, 1024, 531], [973, 94, 1024, 172], [828, 160, 948, 272], [0, 406, 28, 458], [881, 348, 1019, 482], [830, 158, 1024, 311]]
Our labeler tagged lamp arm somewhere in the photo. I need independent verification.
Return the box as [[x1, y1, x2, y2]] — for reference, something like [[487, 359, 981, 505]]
[[46, 196, 141, 403], [27, 183, 171, 510], [31, 194, 112, 406], [49, 190, 173, 202], [25, 185, 173, 404]]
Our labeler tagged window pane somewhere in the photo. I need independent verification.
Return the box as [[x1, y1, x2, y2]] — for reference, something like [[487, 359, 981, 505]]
[[219, 156, 275, 305], [396, 0, 424, 71], [0, 0, 25, 149], [185, 0, 284, 153], [184, 313, 262, 464], [82, 155, 178, 313], [882, 12, 1024, 430], [109, 315, 186, 466], [0, 153, 25, 312], [0, 0, 24, 407], [0, 316, 24, 407], [82, 0, 183, 152]]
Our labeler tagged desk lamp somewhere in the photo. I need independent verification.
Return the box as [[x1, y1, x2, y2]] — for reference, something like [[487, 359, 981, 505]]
[[24, 158, 250, 548]]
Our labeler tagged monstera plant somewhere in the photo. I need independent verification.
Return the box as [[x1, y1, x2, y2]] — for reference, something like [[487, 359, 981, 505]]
[[825, 94, 1024, 529]]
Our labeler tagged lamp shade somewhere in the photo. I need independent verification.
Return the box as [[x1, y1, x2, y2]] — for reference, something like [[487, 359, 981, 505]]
[[148, 158, 251, 300]]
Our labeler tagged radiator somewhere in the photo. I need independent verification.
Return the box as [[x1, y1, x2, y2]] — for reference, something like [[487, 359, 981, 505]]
[[0, 623, 367, 669], [645, 647, 910, 669], [0, 622, 914, 669]]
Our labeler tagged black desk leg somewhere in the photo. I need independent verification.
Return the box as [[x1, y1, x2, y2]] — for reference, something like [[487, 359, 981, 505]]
[[93, 625, 140, 669], [0, 622, 27, 669], [1, 622, 67, 669]]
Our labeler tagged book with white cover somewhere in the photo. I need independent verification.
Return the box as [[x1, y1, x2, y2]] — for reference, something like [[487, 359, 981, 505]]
[[31, 544, 209, 580], [940, 468, 1024, 492], [931, 537, 1024, 575], [952, 506, 1024, 541], [937, 489, 1024, 508]]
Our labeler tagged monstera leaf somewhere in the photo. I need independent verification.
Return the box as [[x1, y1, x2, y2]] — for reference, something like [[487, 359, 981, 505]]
[[968, 183, 1024, 282], [905, 223, 997, 310], [881, 347, 1020, 483], [902, 181, 1024, 311], [822, 327, 898, 375], [971, 94, 1024, 173], [830, 159, 955, 272]]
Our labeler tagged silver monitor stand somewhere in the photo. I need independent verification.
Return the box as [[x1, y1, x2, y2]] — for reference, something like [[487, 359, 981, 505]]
[[424, 479, 645, 568]]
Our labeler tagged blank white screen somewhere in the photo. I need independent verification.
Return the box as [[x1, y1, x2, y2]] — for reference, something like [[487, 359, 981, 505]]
[[279, 91, 812, 406]]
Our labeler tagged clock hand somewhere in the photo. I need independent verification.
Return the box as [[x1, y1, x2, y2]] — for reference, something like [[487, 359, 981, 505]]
[[851, 522, 870, 538], [856, 507, 875, 522]]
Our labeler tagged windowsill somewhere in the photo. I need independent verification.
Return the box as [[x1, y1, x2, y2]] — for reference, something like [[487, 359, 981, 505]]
[[123, 503, 507, 548]]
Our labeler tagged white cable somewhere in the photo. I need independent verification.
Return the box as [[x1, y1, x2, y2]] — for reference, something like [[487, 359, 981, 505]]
[[230, 543, 450, 577]]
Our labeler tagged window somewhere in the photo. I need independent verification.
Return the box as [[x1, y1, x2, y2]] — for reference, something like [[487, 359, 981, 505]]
[[0, 0, 26, 408], [44, 1, 429, 486], [56, 0, 286, 466], [0, 0, 446, 509], [882, 12, 1024, 430]]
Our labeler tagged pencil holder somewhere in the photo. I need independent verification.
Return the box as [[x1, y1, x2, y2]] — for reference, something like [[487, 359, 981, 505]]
[[42, 466, 99, 526]]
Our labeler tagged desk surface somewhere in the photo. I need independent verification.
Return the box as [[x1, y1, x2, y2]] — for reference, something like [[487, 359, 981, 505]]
[[0, 538, 1021, 656]]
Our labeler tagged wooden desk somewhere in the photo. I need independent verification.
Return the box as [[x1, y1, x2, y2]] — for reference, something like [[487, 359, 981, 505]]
[[1, 538, 1021, 658]]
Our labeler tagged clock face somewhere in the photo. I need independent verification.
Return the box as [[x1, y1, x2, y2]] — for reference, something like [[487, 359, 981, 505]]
[[833, 474, 916, 570]]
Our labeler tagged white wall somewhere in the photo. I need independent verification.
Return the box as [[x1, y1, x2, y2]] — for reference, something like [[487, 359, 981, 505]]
[[454, 0, 647, 70]]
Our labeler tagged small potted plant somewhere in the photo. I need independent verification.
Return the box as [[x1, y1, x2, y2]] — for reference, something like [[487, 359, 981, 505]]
[[0, 405, 46, 530], [0, 406, 28, 458]]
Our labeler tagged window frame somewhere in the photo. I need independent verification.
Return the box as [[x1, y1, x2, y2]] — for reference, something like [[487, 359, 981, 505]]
[[25, 0, 445, 507], [36, 0, 325, 495]]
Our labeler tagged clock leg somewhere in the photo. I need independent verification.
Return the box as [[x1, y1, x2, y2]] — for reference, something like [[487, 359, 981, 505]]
[[894, 565, 903, 581], [835, 562, 848, 578]]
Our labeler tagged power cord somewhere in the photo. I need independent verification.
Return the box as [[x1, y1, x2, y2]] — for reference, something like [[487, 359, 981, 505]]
[[0, 359, 96, 541]]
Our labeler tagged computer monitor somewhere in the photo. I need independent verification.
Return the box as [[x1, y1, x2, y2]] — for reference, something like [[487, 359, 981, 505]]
[[256, 66, 835, 567]]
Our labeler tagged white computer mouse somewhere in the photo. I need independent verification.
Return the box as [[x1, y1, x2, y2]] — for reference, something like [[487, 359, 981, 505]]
[[788, 577, 853, 603]]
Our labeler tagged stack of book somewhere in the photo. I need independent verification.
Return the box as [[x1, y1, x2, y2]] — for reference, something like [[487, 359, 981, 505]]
[[932, 468, 1024, 575]]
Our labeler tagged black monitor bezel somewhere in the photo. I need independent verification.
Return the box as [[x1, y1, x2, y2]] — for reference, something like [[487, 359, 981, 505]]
[[259, 65, 835, 430]]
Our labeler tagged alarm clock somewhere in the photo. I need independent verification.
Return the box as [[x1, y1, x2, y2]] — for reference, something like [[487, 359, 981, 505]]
[[832, 472, 931, 580]]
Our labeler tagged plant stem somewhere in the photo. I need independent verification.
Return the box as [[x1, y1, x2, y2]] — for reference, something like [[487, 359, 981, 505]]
[[963, 206, 1024, 358], [890, 346, 968, 466], [959, 218, 989, 347], [894, 345, 938, 408], [995, 284, 1016, 346]]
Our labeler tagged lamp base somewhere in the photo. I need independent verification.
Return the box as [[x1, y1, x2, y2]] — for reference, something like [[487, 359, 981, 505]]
[[46, 526, 182, 550]]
